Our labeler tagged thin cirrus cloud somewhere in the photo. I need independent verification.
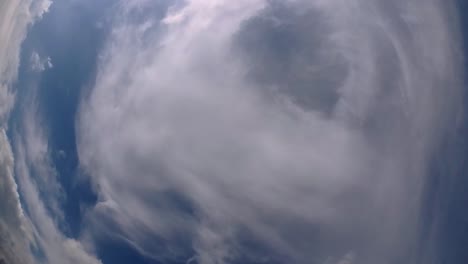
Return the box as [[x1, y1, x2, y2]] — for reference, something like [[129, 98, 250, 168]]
[[77, 0, 463, 263], [14, 107, 102, 264], [0, 0, 101, 263], [0, 0, 50, 263], [0, 0, 52, 123], [30, 51, 53, 72]]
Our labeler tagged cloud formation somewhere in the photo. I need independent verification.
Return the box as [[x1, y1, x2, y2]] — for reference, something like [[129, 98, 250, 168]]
[[0, 0, 51, 263], [14, 118, 102, 264], [30, 51, 53, 72], [11, 87, 103, 264], [0, 129, 33, 264], [78, 0, 463, 263], [0, 1, 101, 263], [0, 0, 51, 124]]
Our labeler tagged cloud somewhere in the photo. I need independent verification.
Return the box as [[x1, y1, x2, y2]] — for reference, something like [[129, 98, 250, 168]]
[[0, 0, 52, 263], [30, 51, 53, 72], [1, 1, 101, 263], [0, 129, 33, 264], [326, 251, 355, 264], [0, 0, 53, 124], [13, 99, 102, 264], [78, 0, 463, 263]]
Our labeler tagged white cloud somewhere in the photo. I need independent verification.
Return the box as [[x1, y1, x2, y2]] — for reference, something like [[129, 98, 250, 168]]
[[78, 0, 463, 263], [63, 239, 102, 264], [0, 0, 53, 124], [1, 1, 101, 263], [30, 0, 52, 19], [336, 252, 355, 264], [14, 102, 102, 264], [0, 129, 33, 264], [0, 0, 53, 263], [30, 51, 53, 72]]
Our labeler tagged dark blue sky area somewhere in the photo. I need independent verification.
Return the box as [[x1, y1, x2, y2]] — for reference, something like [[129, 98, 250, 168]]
[[431, 1, 468, 263], [15, 0, 106, 237]]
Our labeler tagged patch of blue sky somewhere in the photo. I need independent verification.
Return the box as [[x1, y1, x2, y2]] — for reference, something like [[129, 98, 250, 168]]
[[10, 0, 112, 242]]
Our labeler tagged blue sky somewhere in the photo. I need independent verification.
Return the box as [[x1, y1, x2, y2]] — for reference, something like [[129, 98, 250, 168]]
[[1, 0, 468, 264], [16, 0, 108, 237]]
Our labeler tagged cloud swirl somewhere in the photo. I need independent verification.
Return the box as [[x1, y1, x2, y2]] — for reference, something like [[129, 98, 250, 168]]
[[78, 0, 463, 263]]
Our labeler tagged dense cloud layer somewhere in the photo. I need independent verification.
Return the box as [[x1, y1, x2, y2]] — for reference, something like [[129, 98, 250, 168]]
[[78, 0, 463, 263]]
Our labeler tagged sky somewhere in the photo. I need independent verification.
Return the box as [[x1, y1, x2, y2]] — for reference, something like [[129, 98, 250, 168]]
[[0, 0, 468, 264]]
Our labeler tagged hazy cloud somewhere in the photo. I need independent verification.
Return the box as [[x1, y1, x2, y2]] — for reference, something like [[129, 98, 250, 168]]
[[0, 129, 33, 264], [13, 101, 102, 264], [0, 0, 52, 263], [78, 0, 463, 263], [30, 51, 53, 72], [0, 0, 52, 124], [1, 1, 101, 263]]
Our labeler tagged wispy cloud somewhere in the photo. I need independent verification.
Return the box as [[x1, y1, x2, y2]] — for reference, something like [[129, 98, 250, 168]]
[[0, 129, 33, 264], [30, 51, 53, 72], [78, 0, 462, 263], [0, 0, 52, 263], [1, 1, 102, 263], [13, 95, 102, 264], [0, 0, 52, 123]]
